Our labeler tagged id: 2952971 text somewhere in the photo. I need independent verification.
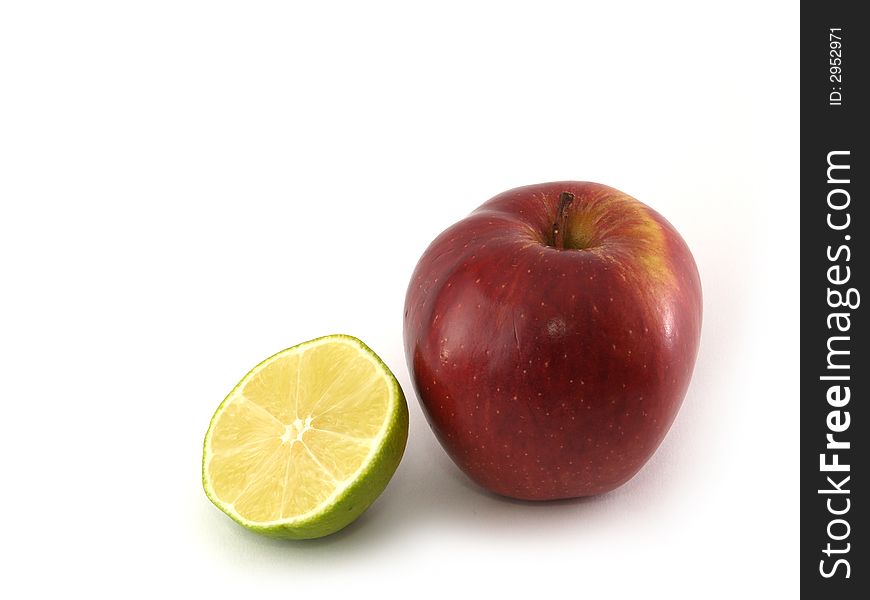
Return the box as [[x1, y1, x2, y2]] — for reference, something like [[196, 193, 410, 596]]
[[829, 28, 843, 106]]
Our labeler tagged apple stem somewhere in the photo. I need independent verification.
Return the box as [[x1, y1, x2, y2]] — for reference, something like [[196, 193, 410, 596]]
[[551, 191, 575, 249]]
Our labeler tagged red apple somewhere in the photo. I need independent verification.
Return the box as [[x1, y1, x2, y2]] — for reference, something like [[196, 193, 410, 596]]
[[403, 182, 702, 500]]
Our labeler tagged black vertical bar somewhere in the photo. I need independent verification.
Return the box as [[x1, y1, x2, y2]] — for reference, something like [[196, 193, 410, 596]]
[[801, 2, 867, 596]]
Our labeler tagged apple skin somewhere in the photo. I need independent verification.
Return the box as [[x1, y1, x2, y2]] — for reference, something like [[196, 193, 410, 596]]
[[403, 182, 702, 500]]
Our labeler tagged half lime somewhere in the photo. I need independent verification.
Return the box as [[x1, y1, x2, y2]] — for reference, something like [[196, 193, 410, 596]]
[[202, 335, 408, 539]]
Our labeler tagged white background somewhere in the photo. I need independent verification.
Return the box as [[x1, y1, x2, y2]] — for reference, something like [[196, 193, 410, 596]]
[[0, 1, 799, 598]]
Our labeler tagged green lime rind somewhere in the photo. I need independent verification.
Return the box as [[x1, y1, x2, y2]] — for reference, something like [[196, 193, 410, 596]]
[[202, 334, 409, 540]]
